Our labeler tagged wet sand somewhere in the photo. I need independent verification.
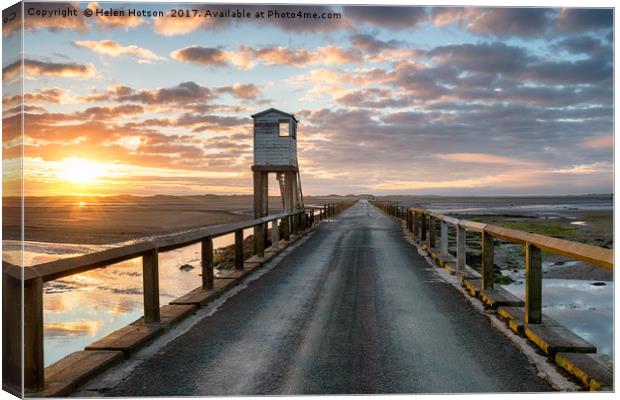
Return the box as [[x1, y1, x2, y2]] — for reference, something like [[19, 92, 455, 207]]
[[2, 194, 355, 245]]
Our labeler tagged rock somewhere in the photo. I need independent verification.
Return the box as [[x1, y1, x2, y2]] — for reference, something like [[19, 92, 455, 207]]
[[591, 282, 606, 286], [179, 264, 194, 272]]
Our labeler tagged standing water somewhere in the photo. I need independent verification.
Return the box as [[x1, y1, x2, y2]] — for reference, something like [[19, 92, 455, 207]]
[[3, 228, 254, 366]]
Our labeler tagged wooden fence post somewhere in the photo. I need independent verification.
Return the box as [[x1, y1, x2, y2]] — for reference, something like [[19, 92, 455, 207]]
[[202, 237, 214, 290], [525, 243, 542, 324], [256, 223, 265, 257], [142, 249, 160, 323], [283, 217, 290, 241], [456, 225, 466, 272], [481, 232, 494, 290], [440, 220, 449, 256], [24, 276, 44, 392], [3, 271, 23, 393], [291, 213, 299, 235], [429, 216, 436, 248], [271, 219, 279, 246], [235, 229, 244, 270], [421, 214, 427, 242], [407, 210, 413, 232], [413, 212, 419, 240]]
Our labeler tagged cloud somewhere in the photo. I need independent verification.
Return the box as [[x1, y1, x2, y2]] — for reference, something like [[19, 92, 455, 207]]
[[343, 6, 428, 29], [3, 59, 98, 81], [153, 13, 207, 36], [73, 40, 165, 62], [555, 8, 613, 32], [436, 153, 535, 166], [86, 2, 145, 30], [115, 82, 214, 105], [317, 45, 363, 65], [580, 135, 613, 149], [6, 3, 88, 37], [349, 34, 421, 63], [553, 35, 604, 55], [466, 8, 552, 37], [3, 88, 67, 107], [217, 84, 263, 100], [153, 4, 346, 36], [172, 44, 362, 70], [170, 46, 229, 66], [428, 42, 530, 74]]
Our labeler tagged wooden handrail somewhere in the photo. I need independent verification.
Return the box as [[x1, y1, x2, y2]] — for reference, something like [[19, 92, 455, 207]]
[[377, 199, 613, 328], [4, 204, 340, 392], [9, 210, 305, 283], [399, 204, 612, 271]]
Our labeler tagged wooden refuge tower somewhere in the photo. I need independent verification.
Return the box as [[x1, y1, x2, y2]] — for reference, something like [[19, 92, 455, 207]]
[[251, 108, 304, 219]]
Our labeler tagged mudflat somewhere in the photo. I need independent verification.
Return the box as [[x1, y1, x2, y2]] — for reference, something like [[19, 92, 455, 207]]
[[2, 194, 356, 245]]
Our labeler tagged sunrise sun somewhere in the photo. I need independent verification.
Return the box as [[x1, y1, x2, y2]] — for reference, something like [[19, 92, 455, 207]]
[[56, 157, 108, 185]]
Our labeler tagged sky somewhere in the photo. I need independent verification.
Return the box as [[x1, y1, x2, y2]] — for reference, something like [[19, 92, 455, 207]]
[[1, 2, 614, 196]]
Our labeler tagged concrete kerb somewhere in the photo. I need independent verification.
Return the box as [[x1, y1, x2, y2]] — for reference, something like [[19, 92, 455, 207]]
[[65, 221, 324, 397], [392, 215, 580, 392]]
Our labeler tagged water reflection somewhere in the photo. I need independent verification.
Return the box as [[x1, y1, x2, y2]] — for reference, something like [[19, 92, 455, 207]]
[[5, 230, 252, 367], [503, 279, 613, 356]]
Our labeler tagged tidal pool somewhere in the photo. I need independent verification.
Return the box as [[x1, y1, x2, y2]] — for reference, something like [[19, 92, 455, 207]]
[[502, 271, 613, 356], [3, 228, 254, 366]]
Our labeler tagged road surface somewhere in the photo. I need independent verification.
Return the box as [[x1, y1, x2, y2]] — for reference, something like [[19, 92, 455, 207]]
[[107, 200, 552, 395]]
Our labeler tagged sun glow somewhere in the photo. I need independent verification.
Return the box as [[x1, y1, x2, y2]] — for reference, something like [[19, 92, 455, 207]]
[[56, 158, 108, 185]]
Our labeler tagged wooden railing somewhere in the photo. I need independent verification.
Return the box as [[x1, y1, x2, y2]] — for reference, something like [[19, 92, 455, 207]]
[[2, 203, 340, 392], [376, 202, 613, 325]]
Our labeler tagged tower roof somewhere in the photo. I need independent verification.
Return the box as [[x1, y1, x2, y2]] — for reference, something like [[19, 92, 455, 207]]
[[251, 108, 298, 122]]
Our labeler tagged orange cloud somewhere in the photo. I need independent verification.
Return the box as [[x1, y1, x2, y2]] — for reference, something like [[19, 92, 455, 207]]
[[73, 40, 165, 62], [436, 153, 535, 166], [172, 45, 363, 70], [87, 2, 144, 30], [153, 14, 206, 36], [3, 59, 98, 81], [316, 45, 362, 65], [580, 135, 613, 149]]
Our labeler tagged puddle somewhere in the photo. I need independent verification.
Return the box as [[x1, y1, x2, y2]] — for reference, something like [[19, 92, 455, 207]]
[[503, 278, 613, 356]]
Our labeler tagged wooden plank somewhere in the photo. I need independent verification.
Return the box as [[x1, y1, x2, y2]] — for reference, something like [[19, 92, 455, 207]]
[[85, 323, 163, 357], [35, 350, 123, 397], [442, 216, 460, 226], [133, 304, 197, 328], [462, 278, 481, 297], [524, 324, 597, 356], [479, 288, 524, 309], [142, 249, 160, 323], [525, 243, 542, 324], [555, 352, 613, 391], [459, 220, 486, 232], [497, 306, 560, 335], [170, 279, 237, 307]]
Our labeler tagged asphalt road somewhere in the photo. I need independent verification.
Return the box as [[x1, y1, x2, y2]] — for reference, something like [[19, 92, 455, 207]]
[[106, 200, 552, 396]]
